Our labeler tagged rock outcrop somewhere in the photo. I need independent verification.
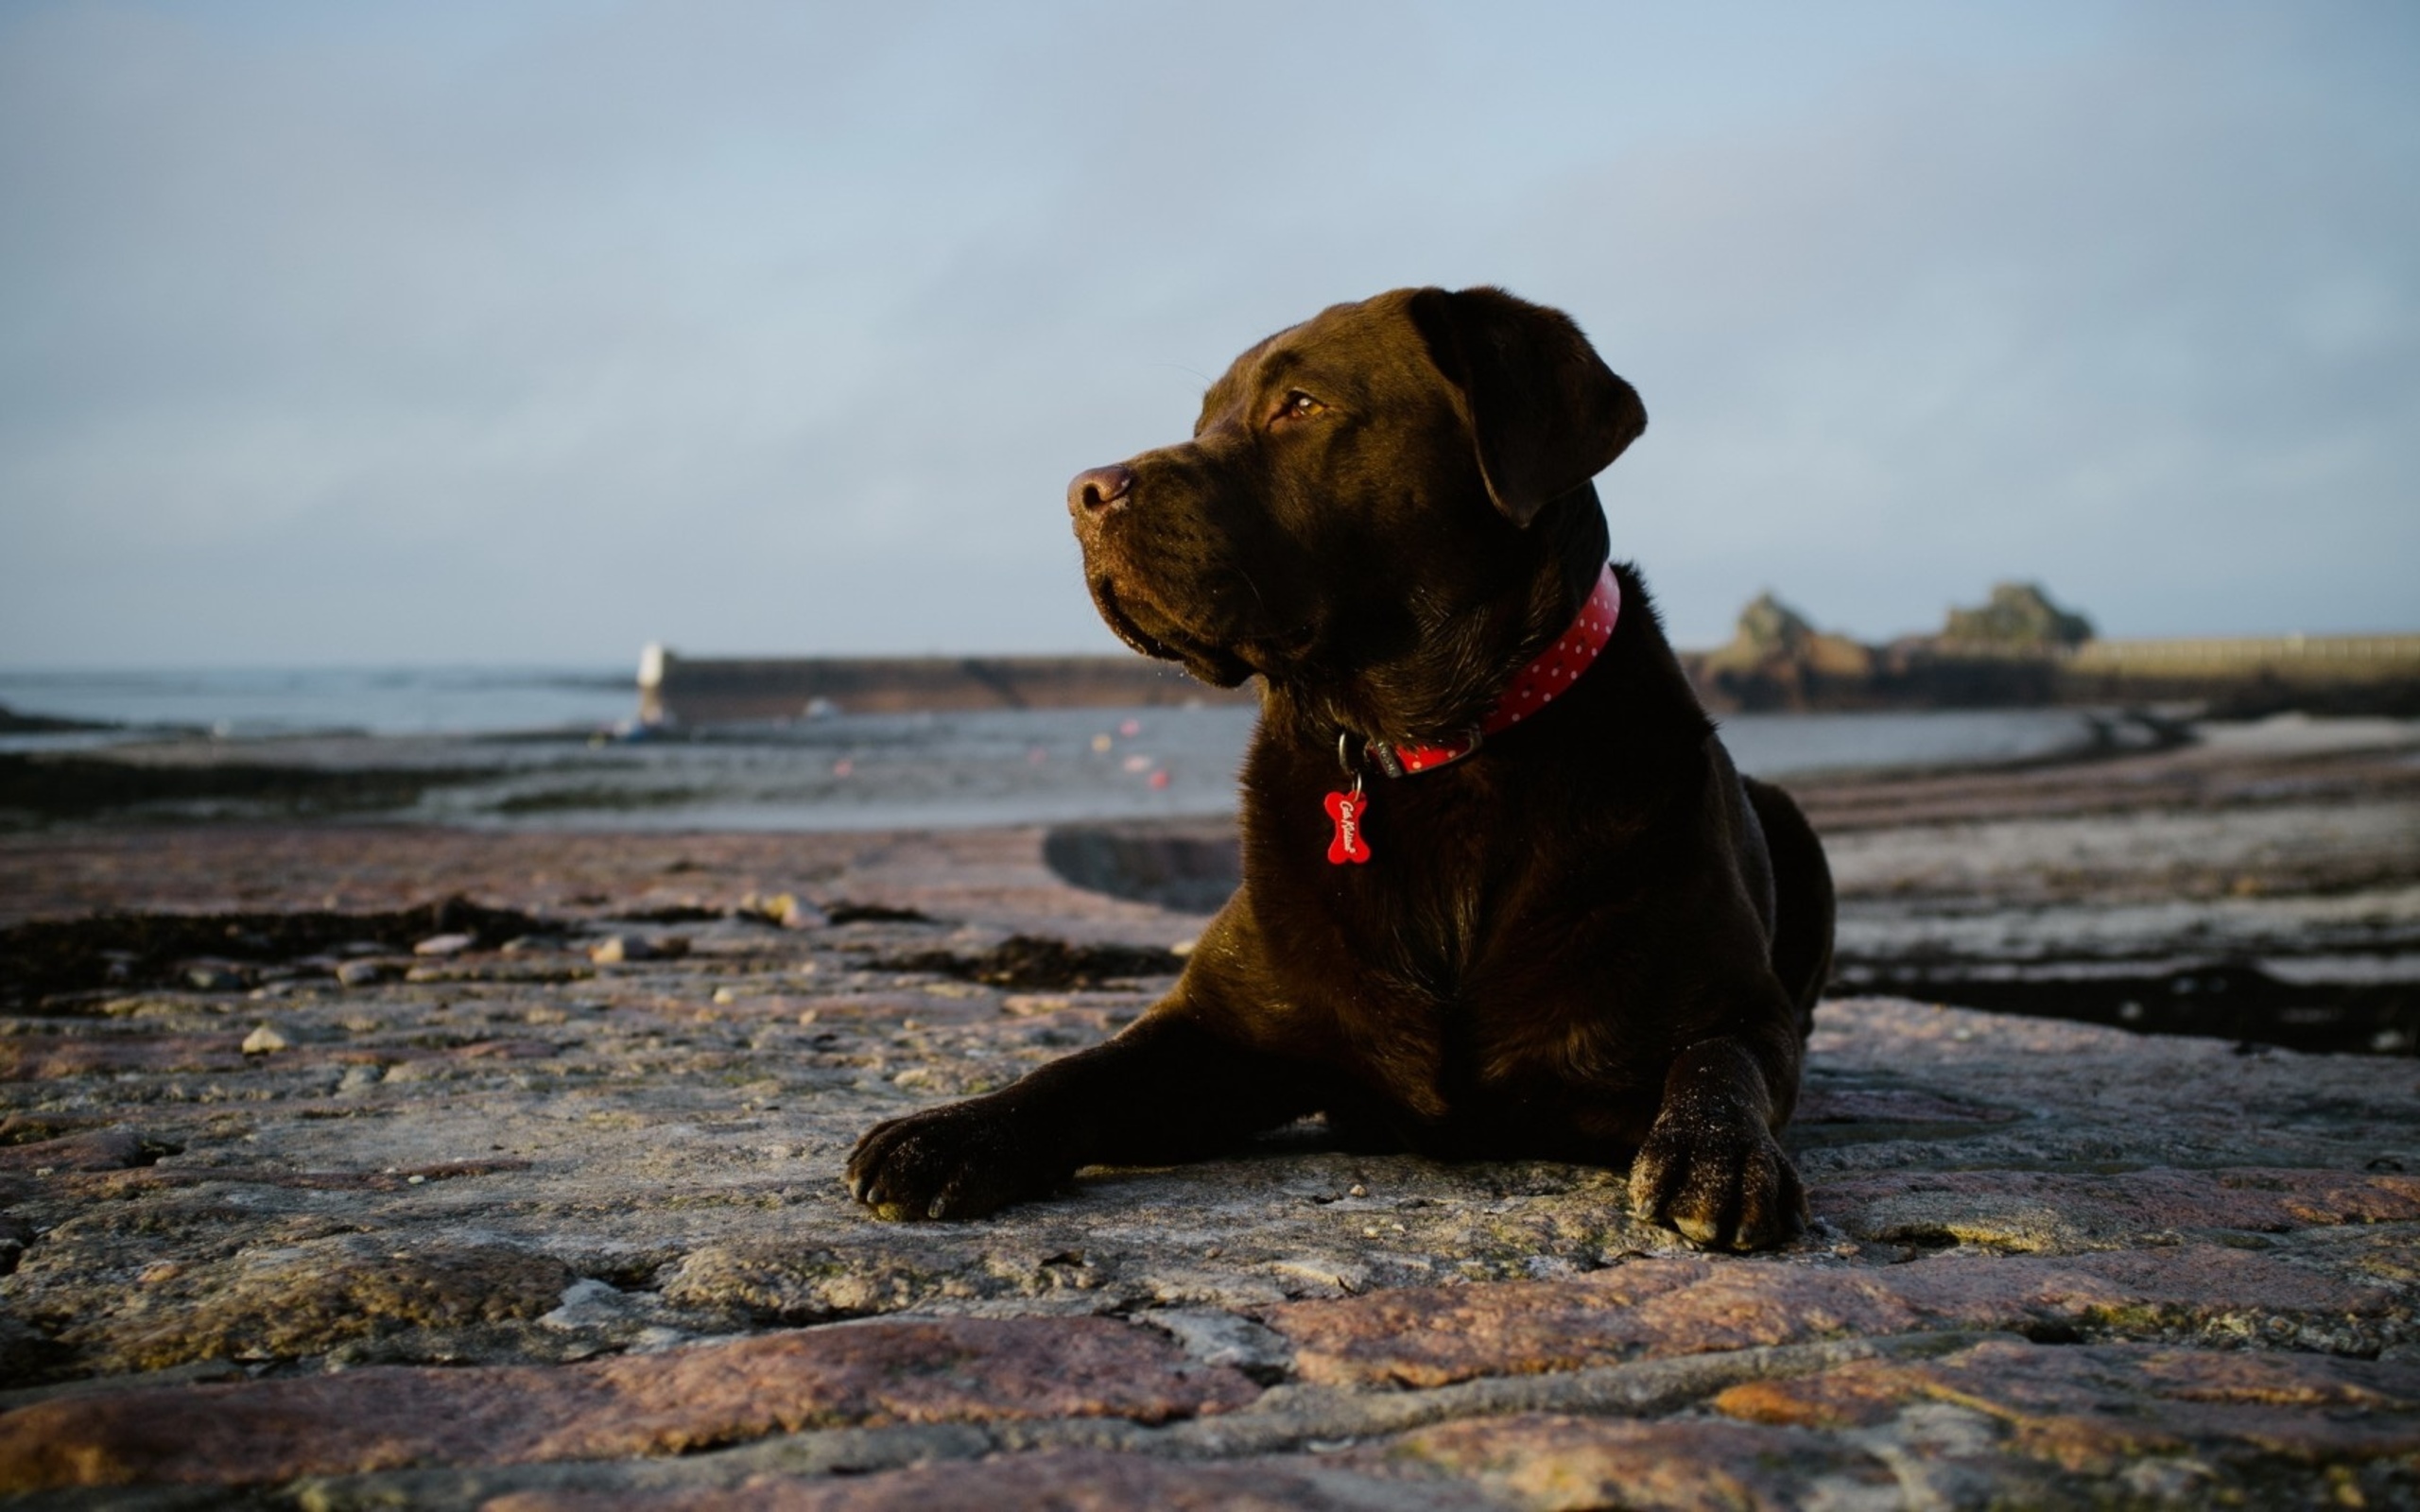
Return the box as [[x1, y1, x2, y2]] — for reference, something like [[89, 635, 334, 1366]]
[[1692, 593, 1878, 712]]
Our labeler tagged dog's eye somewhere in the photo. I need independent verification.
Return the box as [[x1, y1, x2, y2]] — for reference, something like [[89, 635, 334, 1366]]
[[1272, 390, 1323, 424]]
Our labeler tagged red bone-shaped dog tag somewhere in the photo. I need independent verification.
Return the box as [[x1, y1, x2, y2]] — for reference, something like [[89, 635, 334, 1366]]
[[1324, 786, 1372, 865]]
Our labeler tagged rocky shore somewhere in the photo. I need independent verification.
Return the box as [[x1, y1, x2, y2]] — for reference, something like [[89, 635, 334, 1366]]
[[2, 719, 2416, 1507]]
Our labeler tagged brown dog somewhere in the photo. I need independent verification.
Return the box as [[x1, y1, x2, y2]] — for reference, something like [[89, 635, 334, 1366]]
[[848, 286, 1833, 1249]]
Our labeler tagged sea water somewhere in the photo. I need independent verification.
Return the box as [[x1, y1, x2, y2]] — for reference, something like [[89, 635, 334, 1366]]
[[0, 666, 2114, 830], [0, 666, 632, 739]]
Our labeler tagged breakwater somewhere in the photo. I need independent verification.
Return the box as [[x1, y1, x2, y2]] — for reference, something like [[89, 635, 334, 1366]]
[[1887, 633, 2420, 715], [636, 644, 1254, 725], [638, 633, 2420, 724], [2059, 632, 2420, 702]]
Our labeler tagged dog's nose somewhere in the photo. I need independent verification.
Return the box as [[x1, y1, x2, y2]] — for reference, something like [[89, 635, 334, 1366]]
[[1067, 464, 1135, 519]]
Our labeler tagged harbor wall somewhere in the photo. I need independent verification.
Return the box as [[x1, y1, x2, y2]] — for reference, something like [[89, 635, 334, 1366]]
[[636, 645, 1254, 725], [639, 634, 2420, 724]]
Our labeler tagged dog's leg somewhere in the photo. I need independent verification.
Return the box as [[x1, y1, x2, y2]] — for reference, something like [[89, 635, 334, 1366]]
[[846, 1011, 1315, 1220], [1627, 1029, 1807, 1250]]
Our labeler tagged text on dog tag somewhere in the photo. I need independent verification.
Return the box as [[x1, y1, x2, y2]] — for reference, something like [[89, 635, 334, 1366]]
[[1324, 788, 1372, 866]]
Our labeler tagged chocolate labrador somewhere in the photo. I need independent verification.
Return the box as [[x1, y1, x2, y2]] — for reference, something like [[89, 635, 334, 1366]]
[[847, 286, 1833, 1249]]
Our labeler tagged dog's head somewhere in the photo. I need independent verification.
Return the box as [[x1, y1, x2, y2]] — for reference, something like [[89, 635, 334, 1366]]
[[1068, 286, 1645, 734]]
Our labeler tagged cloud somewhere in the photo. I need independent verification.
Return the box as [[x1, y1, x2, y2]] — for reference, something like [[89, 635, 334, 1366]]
[[1, 1, 2413, 664]]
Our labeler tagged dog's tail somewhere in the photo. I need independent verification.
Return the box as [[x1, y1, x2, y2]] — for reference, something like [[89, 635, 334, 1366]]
[[1744, 776, 1834, 1041]]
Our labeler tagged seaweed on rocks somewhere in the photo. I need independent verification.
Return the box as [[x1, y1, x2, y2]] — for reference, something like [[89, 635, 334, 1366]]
[[0, 703, 113, 735], [609, 904, 728, 924], [0, 751, 492, 823], [1837, 958, 2420, 1057], [0, 896, 554, 1011], [882, 935, 1184, 990], [826, 902, 934, 925]]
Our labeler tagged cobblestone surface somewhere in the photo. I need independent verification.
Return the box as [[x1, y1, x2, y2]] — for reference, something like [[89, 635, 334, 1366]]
[[4, 738, 2418, 1508]]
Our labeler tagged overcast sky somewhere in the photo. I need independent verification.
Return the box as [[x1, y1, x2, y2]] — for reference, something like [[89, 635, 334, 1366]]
[[3, 1, 2414, 667]]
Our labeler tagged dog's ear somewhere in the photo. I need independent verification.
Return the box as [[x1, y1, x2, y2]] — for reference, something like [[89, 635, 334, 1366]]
[[1407, 286, 1647, 527]]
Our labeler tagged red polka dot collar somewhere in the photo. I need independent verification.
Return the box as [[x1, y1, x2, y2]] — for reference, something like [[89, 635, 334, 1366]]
[[1368, 562, 1621, 779]]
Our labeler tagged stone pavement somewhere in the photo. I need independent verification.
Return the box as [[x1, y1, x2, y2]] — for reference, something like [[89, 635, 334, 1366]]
[[2, 782, 2417, 1506]]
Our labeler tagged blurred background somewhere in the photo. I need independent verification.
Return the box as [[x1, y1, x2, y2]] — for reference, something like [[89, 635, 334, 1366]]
[[4, 0, 2415, 672]]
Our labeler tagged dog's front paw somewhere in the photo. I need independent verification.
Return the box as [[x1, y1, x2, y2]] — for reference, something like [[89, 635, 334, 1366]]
[[845, 1099, 1065, 1221], [1627, 1109, 1807, 1252]]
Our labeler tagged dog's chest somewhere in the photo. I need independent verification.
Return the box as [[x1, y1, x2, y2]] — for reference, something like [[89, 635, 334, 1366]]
[[1245, 717, 1682, 1113], [1299, 819, 1650, 1111]]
